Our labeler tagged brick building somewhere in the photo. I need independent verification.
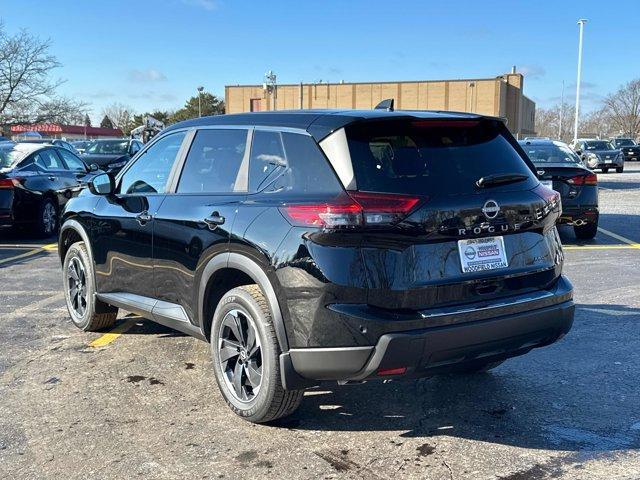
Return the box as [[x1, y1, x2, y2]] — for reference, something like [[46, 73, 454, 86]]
[[225, 71, 535, 136]]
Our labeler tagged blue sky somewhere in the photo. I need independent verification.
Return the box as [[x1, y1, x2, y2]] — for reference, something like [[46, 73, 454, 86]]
[[1, 0, 638, 123]]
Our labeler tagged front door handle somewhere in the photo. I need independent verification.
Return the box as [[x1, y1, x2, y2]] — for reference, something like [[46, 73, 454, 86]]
[[203, 212, 225, 230], [136, 211, 152, 225], [48, 175, 56, 181]]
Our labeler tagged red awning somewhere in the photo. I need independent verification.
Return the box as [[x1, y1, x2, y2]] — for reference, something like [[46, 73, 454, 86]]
[[11, 123, 123, 137]]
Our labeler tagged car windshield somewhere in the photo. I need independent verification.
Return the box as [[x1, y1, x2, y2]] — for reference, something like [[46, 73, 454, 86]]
[[85, 140, 129, 155], [584, 141, 613, 151], [614, 139, 635, 147], [520, 144, 581, 164], [0, 143, 34, 168]]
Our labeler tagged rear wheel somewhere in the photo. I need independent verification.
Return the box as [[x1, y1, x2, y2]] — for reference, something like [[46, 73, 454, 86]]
[[210, 284, 303, 423], [616, 166, 624, 173], [574, 222, 598, 240], [34, 198, 58, 237], [63, 242, 118, 331]]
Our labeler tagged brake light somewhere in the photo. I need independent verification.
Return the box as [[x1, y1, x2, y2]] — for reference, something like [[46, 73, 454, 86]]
[[281, 192, 422, 228], [410, 120, 480, 128], [0, 178, 19, 189], [567, 173, 597, 186]]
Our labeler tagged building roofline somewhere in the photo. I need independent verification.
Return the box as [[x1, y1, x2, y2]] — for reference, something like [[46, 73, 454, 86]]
[[225, 74, 519, 89]]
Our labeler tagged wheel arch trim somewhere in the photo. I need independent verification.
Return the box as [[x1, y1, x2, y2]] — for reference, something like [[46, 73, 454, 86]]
[[199, 252, 289, 352], [58, 220, 96, 284]]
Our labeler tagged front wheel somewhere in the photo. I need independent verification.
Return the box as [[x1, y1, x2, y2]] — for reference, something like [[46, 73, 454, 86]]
[[601, 168, 609, 173], [616, 166, 624, 173], [63, 242, 118, 331], [210, 285, 303, 423], [574, 222, 598, 240]]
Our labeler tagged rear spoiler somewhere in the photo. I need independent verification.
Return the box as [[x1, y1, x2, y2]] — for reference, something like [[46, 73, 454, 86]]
[[373, 99, 507, 125]]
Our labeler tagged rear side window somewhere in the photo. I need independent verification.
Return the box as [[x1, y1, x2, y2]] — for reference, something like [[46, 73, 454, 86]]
[[34, 149, 64, 170], [177, 129, 247, 194], [249, 131, 343, 195], [345, 120, 535, 196]]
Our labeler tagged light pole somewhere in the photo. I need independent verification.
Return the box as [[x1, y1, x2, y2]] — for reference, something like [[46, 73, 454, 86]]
[[197, 86, 204, 117], [559, 80, 565, 140], [573, 19, 587, 142]]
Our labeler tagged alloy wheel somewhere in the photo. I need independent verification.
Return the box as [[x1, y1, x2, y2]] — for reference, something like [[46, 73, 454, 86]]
[[218, 308, 263, 402], [67, 257, 87, 317], [42, 202, 56, 234]]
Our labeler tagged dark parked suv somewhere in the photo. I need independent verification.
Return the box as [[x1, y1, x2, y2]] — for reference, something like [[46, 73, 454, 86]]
[[59, 110, 574, 423]]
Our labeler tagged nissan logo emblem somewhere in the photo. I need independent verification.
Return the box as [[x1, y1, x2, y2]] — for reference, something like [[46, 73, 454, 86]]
[[482, 200, 500, 219]]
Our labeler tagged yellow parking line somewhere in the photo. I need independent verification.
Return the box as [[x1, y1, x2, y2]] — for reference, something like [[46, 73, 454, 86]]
[[597, 227, 640, 248], [89, 319, 136, 348], [0, 243, 58, 266]]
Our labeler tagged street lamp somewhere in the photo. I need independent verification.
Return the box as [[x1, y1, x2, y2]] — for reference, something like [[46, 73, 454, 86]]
[[573, 19, 587, 142], [197, 86, 204, 117]]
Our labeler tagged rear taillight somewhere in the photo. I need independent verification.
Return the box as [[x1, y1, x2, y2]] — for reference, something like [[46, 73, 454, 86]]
[[0, 178, 19, 189], [281, 192, 422, 228], [567, 173, 597, 186]]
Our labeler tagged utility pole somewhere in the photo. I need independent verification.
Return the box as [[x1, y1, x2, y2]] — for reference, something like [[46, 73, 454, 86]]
[[573, 19, 587, 142], [197, 86, 204, 117], [559, 80, 565, 140]]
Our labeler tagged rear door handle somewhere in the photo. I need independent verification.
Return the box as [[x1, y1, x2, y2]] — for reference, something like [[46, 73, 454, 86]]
[[136, 211, 152, 225], [203, 212, 225, 230]]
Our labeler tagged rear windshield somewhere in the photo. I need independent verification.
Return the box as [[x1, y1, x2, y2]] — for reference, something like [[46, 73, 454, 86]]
[[345, 119, 535, 196], [0, 143, 35, 169], [520, 144, 581, 164], [614, 139, 635, 147]]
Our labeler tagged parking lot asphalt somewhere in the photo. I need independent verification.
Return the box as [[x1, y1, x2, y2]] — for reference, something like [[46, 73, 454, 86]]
[[1, 166, 640, 480]]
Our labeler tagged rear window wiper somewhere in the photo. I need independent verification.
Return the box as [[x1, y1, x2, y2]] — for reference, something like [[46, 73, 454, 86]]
[[476, 173, 529, 188]]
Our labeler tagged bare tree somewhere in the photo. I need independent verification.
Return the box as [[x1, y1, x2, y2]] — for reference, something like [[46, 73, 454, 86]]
[[101, 102, 135, 133], [0, 23, 88, 126], [603, 79, 640, 138], [534, 103, 575, 143]]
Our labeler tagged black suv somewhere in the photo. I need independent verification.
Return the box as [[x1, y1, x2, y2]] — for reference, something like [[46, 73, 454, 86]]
[[59, 110, 574, 423], [610, 138, 640, 162]]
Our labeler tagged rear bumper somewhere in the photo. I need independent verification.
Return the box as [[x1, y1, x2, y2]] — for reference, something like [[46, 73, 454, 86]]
[[558, 206, 598, 226], [282, 276, 574, 387]]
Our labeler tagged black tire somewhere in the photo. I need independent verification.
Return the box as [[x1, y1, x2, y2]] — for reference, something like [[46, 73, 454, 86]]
[[574, 222, 598, 240], [453, 360, 505, 374], [34, 197, 58, 237], [602, 168, 609, 173], [616, 166, 624, 173], [63, 242, 118, 331], [210, 284, 303, 423]]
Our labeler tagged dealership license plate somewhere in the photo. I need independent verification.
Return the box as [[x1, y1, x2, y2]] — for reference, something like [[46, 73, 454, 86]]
[[605, 159, 613, 163], [541, 180, 553, 189], [458, 236, 509, 274]]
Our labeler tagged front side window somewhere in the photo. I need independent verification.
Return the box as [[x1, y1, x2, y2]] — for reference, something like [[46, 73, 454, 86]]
[[177, 129, 247, 194], [249, 130, 286, 192], [119, 132, 186, 195], [58, 149, 86, 171]]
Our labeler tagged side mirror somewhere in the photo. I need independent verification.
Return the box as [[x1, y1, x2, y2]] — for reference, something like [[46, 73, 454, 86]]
[[88, 173, 115, 195], [89, 163, 99, 172]]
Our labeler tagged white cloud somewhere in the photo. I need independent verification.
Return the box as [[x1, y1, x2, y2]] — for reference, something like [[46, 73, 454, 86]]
[[518, 65, 546, 79], [127, 69, 167, 83]]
